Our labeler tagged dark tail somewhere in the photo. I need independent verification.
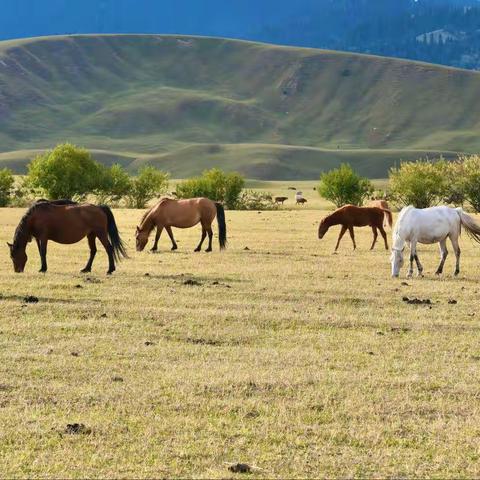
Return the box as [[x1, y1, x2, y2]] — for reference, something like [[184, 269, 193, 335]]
[[215, 202, 227, 250], [100, 205, 128, 262], [382, 208, 393, 228]]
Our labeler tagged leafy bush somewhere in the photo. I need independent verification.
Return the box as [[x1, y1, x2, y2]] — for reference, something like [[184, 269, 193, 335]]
[[176, 168, 245, 209], [96, 164, 132, 205], [26, 143, 105, 200], [456, 155, 480, 212], [0, 168, 15, 207], [318, 164, 373, 207], [126, 166, 169, 209], [236, 190, 278, 210], [389, 159, 448, 208]]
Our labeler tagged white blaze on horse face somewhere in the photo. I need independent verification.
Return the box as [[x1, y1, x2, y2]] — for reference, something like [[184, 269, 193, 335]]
[[391, 249, 404, 277]]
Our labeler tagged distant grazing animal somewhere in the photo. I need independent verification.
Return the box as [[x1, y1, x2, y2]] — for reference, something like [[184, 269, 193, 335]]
[[296, 198, 308, 205], [288, 187, 297, 190], [391, 205, 480, 278], [318, 205, 392, 252], [368, 199, 392, 227], [136, 197, 226, 252], [274, 197, 288, 205], [8, 200, 127, 274]]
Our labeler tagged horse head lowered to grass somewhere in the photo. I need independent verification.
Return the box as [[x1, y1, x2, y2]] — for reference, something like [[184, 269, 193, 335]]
[[135, 197, 227, 253], [8, 200, 127, 274], [318, 204, 392, 252], [391, 205, 480, 278]]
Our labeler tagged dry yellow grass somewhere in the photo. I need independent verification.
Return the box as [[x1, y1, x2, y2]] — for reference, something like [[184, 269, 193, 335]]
[[1, 204, 480, 478]]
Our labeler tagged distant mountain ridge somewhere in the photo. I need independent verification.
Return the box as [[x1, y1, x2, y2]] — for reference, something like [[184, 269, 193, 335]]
[[1, 0, 480, 69], [0, 34, 479, 179]]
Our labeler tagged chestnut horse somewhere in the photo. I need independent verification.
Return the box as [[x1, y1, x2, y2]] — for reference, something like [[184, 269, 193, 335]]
[[136, 197, 227, 252], [318, 205, 393, 252], [8, 200, 127, 274]]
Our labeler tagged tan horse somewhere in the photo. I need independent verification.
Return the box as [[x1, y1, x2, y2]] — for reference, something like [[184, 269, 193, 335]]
[[136, 197, 227, 252], [368, 200, 392, 227]]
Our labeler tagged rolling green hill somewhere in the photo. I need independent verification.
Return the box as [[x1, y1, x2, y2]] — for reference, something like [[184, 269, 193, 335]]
[[0, 34, 479, 179]]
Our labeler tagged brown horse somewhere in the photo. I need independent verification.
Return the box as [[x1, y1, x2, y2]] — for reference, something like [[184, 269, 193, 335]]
[[8, 200, 127, 274], [136, 197, 227, 252], [318, 205, 393, 252]]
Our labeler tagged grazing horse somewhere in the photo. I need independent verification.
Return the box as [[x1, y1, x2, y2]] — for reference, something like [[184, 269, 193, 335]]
[[8, 201, 127, 274], [368, 199, 392, 227], [391, 206, 480, 278], [136, 197, 227, 252], [318, 205, 392, 252], [274, 196, 288, 205]]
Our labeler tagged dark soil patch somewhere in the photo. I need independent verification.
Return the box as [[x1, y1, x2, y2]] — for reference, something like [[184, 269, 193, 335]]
[[23, 296, 39, 304], [402, 296, 432, 305], [228, 463, 252, 474], [65, 423, 91, 435]]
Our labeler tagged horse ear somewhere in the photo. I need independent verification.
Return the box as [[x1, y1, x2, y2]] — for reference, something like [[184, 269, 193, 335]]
[[6, 242, 12, 249], [136, 226, 140, 232]]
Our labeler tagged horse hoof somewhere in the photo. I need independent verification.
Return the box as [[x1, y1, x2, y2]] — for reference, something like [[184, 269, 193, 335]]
[[150, 248, 157, 252], [205, 249, 212, 253], [171, 247, 178, 251], [81, 268, 91, 273], [194, 249, 201, 252]]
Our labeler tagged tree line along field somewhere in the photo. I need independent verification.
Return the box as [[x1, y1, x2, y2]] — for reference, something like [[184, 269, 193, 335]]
[[2, 197, 480, 477]]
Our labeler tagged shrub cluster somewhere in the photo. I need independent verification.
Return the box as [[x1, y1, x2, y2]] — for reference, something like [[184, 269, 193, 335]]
[[24, 144, 169, 208], [318, 164, 373, 207], [176, 168, 245, 209], [389, 156, 480, 211]]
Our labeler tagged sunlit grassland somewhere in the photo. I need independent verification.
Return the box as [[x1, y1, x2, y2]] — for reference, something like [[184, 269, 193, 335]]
[[1, 204, 480, 478]]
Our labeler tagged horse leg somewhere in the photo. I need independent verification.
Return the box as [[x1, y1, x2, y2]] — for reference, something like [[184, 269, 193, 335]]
[[334, 225, 347, 252], [194, 228, 207, 252], [205, 226, 214, 252], [81, 233, 97, 273], [408, 241, 423, 277], [370, 226, 378, 250], [435, 238, 448, 275], [36, 237, 48, 273], [348, 226, 356, 250], [151, 227, 163, 252], [97, 231, 115, 274], [165, 226, 178, 251], [449, 234, 461, 276], [379, 225, 389, 250]]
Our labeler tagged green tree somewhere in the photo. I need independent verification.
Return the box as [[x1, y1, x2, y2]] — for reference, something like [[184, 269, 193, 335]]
[[126, 166, 169, 209], [457, 155, 480, 212], [389, 159, 448, 208], [26, 143, 104, 200], [318, 164, 373, 207], [0, 168, 15, 207], [176, 168, 245, 209], [96, 164, 132, 205]]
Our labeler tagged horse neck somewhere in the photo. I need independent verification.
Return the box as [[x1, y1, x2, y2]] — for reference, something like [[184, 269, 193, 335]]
[[139, 210, 156, 234], [326, 212, 340, 226], [13, 219, 32, 252]]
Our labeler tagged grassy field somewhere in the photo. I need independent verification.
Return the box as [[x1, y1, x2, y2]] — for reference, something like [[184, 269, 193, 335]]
[[1, 34, 480, 178], [2, 201, 480, 478]]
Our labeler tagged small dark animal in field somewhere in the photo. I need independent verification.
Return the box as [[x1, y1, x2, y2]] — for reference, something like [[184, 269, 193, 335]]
[[8, 200, 127, 274], [318, 205, 392, 252], [274, 196, 288, 205], [296, 198, 308, 205], [288, 187, 297, 190], [136, 197, 226, 253]]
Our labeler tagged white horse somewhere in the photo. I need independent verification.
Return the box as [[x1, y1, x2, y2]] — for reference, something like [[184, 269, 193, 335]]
[[391, 206, 480, 278]]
